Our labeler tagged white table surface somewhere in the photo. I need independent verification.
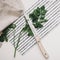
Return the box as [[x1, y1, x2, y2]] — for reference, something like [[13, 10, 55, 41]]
[[0, 0, 60, 60]]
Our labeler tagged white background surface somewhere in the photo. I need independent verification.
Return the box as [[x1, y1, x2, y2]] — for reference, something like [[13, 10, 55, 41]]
[[0, 0, 60, 60]]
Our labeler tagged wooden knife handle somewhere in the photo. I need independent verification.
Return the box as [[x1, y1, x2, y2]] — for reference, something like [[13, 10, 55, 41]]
[[35, 36, 49, 59]]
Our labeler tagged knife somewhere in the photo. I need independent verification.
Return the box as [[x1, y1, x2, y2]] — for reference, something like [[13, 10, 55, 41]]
[[24, 15, 49, 59]]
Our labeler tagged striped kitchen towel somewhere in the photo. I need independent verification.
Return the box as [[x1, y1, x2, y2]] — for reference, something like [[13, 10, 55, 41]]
[[8, 0, 60, 55]]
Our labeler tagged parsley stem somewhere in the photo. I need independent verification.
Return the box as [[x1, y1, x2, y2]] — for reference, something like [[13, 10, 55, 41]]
[[14, 47, 17, 57], [14, 30, 22, 58], [13, 29, 15, 48]]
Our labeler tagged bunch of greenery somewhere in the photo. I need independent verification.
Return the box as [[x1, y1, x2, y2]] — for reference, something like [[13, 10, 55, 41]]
[[22, 5, 48, 36], [0, 23, 20, 57], [0, 23, 16, 42]]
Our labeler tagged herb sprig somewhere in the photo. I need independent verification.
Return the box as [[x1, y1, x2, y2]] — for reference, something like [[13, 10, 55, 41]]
[[0, 23, 16, 42], [22, 5, 48, 36], [14, 29, 22, 57]]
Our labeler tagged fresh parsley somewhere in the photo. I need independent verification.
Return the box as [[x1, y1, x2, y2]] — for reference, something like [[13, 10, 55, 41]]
[[0, 23, 16, 42], [22, 5, 48, 36]]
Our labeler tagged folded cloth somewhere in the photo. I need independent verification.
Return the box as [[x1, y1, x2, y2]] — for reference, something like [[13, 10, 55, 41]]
[[0, 0, 24, 32]]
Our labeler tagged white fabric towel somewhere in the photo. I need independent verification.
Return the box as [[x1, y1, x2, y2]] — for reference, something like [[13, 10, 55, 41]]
[[0, 0, 24, 31]]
